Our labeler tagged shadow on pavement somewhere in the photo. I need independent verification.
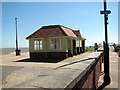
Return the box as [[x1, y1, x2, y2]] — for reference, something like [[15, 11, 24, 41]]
[[13, 58, 64, 63], [55, 58, 96, 69]]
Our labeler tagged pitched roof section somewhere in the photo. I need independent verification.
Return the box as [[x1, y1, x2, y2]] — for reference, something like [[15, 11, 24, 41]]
[[26, 25, 77, 39], [73, 30, 80, 37], [81, 35, 86, 40], [73, 30, 86, 40], [60, 26, 77, 37], [26, 26, 66, 39]]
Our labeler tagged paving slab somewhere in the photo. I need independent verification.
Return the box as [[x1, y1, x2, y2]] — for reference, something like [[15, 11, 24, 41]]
[[105, 51, 118, 89], [2, 66, 23, 85], [1, 52, 102, 89]]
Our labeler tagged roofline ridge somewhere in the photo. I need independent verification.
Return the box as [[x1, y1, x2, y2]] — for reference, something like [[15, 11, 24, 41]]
[[60, 25, 75, 31], [74, 30, 80, 31], [40, 25, 78, 32], [41, 25, 61, 29], [58, 25, 68, 36]]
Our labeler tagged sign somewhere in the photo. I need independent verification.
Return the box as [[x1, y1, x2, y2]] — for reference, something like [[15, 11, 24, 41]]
[[100, 10, 111, 14]]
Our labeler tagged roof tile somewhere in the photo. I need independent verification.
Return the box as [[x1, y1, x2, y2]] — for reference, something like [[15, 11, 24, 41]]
[[26, 25, 85, 39]]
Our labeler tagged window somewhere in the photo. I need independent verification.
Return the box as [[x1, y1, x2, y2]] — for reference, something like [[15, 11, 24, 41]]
[[34, 39, 42, 50], [76, 39, 80, 47], [50, 38, 60, 50]]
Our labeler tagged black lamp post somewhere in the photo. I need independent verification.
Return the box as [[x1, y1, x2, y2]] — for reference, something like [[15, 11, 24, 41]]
[[100, 0, 111, 85], [15, 17, 21, 56]]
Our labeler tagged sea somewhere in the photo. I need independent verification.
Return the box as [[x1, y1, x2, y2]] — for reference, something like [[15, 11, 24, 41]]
[[0, 48, 29, 55]]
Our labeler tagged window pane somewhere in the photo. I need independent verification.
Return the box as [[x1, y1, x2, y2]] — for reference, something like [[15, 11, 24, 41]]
[[40, 40, 42, 45], [51, 39, 55, 44], [50, 38, 60, 49], [80, 40, 81, 47], [51, 43, 55, 49], [34, 39, 42, 50], [76, 39, 79, 43], [34, 40, 36, 45], [36, 40, 39, 45], [76, 40, 79, 47], [51, 39, 55, 49], [56, 38, 60, 49], [34, 45, 37, 50], [36, 45, 38, 50], [40, 45, 42, 49]]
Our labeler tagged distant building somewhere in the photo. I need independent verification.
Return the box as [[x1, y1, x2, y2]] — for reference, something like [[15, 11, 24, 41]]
[[26, 25, 86, 59]]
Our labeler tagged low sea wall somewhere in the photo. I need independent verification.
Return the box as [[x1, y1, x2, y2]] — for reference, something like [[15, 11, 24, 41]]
[[2, 52, 103, 89], [72, 53, 103, 89]]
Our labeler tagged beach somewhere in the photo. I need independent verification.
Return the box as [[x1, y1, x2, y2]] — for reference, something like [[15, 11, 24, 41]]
[[0, 48, 29, 55]]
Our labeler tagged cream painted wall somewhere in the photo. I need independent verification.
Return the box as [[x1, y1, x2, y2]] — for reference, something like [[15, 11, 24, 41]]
[[67, 38, 71, 50], [29, 37, 68, 52]]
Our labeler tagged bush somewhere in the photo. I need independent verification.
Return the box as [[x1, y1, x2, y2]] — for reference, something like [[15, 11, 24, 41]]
[[86, 47, 95, 52], [114, 46, 120, 52]]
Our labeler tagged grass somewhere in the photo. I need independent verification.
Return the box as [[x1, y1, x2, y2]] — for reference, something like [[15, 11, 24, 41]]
[[85, 47, 95, 52]]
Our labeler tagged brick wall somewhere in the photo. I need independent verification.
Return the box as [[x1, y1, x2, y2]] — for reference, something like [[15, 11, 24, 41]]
[[30, 52, 68, 59], [73, 53, 103, 89]]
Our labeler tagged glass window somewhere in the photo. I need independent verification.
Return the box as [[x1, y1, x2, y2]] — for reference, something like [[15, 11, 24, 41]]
[[76, 39, 80, 47], [50, 38, 60, 50], [34, 39, 42, 50]]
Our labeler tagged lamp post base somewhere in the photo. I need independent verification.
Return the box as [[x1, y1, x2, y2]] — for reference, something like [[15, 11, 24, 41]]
[[104, 74, 111, 85], [15, 49, 21, 56]]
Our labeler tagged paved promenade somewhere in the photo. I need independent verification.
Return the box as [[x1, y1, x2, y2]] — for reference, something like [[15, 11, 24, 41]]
[[1, 52, 101, 89], [105, 46, 119, 89], [98, 46, 119, 90]]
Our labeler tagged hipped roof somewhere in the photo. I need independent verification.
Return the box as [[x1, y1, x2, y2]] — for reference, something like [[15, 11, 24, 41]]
[[26, 25, 86, 40]]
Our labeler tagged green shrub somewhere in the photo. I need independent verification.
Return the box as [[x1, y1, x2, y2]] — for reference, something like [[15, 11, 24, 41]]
[[85, 47, 95, 52], [114, 47, 120, 52]]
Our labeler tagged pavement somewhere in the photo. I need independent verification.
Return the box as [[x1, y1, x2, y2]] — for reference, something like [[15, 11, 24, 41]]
[[1, 52, 102, 89], [2, 47, 119, 89], [105, 49, 118, 89], [2, 66, 23, 85], [98, 46, 119, 89]]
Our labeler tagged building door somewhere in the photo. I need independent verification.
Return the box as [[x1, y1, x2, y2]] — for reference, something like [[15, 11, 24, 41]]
[[73, 40, 77, 55], [82, 40, 85, 53], [73, 40, 76, 49]]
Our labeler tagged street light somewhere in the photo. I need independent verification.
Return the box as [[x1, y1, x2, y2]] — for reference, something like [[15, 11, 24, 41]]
[[100, 0, 111, 85], [15, 17, 21, 56]]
